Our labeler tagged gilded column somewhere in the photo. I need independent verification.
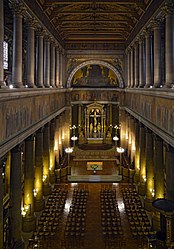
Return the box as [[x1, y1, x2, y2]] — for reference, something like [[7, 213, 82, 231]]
[[50, 41, 55, 87], [152, 19, 162, 88], [43, 123, 51, 195], [44, 35, 50, 87], [10, 145, 24, 248], [144, 129, 154, 211], [139, 35, 145, 88], [22, 136, 36, 232], [130, 47, 134, 88], [164, 3, 174, 88], [50, 120, 56, 183], [11, 2, 24, 88], [26, 19, 35, 88], [153, 135, 164, 230], [35, 128, 44, 211], [36, 28, 44, 87], [55, 46, 60, 87], [166, 145, 174, 201], [138, 123, 146, 196], [134, 41, 139, 87], [0, 0, 5, 87], [144, 29, 153, 88]]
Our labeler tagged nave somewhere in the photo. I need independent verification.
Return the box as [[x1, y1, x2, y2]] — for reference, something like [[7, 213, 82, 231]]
[[26, 181, 155, 249]]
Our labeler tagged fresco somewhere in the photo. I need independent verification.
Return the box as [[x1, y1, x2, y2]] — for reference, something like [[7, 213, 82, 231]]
[[72, 64, 119, 87]]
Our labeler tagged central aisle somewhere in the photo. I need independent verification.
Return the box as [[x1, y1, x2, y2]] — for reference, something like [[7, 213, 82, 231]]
[[84, 184, 103, 249]]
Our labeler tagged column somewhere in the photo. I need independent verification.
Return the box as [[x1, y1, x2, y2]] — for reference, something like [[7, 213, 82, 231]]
[[127, 48, 131, 88], [130, 47, 134, 88], [134, 41, 139, 87], [153, 19, 162, 88], [153, 135, 164, 230], [36, 28, 44, 87], [26, 19, 35, 88], [138, 124, 146, 196], [59, 50, 62, 87], [0, 160, 3, 248], [139, 36, 145, 88], [11, 6, 23, 88], [50, 41, 55, 87], [145, 129, 154, 211], [166, 145, 174, 201], [22, 136, 36, 232], [55, 46, 60, 87], [43, 124, 51, 195], [145, 29, 153, 88], [10, 145, 24, 248], [34, 128, 44, 211], [50, 120, 56, 183], [0, 0, 5, 87], [134, 120, 140, 183], [44, 36, 50, 87], [164, 5, 174, 88]]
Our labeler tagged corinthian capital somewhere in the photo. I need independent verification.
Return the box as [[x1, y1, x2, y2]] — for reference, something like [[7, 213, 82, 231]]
[[9, 0, 26, 15]]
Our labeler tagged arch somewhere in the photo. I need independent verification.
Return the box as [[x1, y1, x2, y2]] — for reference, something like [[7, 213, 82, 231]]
[[66, 60, 124, 88]]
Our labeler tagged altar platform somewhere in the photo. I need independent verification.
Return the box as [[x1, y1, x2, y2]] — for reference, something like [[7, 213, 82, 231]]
[[67, 174, 122, 183]]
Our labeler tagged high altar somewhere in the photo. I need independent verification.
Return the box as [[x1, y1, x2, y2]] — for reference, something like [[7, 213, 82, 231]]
[[78, 102, 112, 144]]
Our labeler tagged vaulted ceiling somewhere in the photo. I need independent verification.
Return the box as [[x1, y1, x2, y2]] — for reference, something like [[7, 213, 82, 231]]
[[36, 0, 152, 43]]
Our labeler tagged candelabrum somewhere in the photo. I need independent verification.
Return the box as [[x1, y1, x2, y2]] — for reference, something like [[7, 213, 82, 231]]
[[71, 135, 78, 147], [113, 135, 119, 147], [116, 147, 125, 176], [65, 147, 73, 165]]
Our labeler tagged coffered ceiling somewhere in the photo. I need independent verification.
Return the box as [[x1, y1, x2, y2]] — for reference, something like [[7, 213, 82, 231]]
[[36, 0, 152, 43]]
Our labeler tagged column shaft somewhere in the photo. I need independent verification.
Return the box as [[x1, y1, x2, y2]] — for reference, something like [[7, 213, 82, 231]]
[[43, 124, 51, 195], [44, 38, 50, 87], [145, 129, 154, 211], [10, 145, 24, 248], [165, 11, 174, 88], [127, 50, 131, 87], [153, 22, 162, 87], [36, 30, 44, 87], [26, 23, 35, 87], [145, 31, 152, 88], [22, 136, 36, 232], [166, 145, 174, 201], [134, 120, 140, 183], [55, 48, 60, 87], [139, 124, 146, 195], [134, 42, 139, 87], [59, 51, 62, 87], [50, 43, 55, 87], [12, 13, 23, 87], [50, 120, 56, 183], [130, 48, 134, 88], [0, 0, 4, 87], [35, 129, 44, 211], [139, 38, 145, 88]]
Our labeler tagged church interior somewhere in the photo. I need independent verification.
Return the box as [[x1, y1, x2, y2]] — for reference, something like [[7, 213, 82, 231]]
[[1, 0, 174, 248]]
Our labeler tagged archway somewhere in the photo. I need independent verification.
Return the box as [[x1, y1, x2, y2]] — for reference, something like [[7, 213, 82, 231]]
[[66, 60, 124, 88]]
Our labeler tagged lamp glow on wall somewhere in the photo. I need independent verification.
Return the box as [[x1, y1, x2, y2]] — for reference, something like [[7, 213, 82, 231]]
[[116, 147, 125, 175]]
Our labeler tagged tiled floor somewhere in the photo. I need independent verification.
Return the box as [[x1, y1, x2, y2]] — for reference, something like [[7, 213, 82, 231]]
[[26, 160, 153, 249]]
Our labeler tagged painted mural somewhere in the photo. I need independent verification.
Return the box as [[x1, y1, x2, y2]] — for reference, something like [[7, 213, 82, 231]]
[[72, 64, 119, 87]]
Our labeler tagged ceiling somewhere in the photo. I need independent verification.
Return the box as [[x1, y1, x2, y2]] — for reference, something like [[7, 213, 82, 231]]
[[36, 0, 152, 44]]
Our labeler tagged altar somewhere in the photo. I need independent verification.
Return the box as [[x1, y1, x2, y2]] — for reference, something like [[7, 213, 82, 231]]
[[87, 138, 103, 144]]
